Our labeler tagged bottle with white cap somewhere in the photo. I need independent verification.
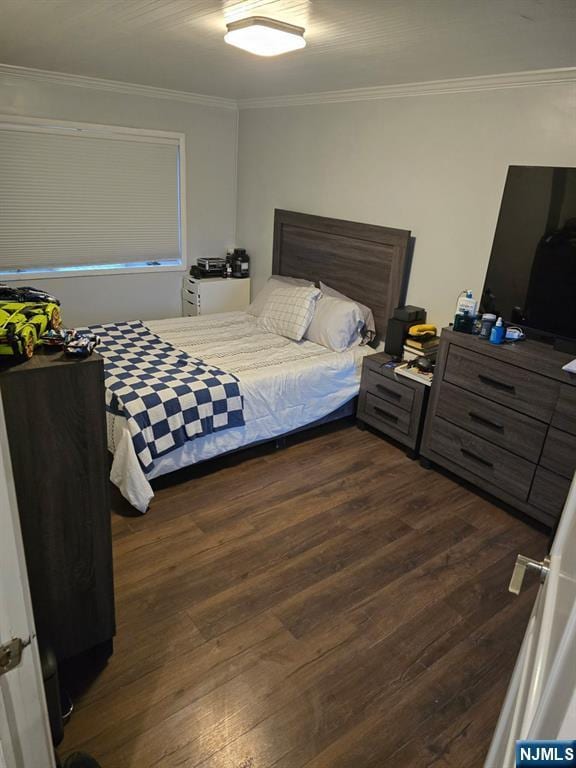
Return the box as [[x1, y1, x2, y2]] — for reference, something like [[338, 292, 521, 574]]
[[489, 316, 505, 345], [456, 290, 478, 317]]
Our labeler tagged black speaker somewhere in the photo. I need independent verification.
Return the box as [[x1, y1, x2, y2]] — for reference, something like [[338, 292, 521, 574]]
[[385, 306, 427, 358], [393, 305, 427, 323], [384, 318, 412, 358]]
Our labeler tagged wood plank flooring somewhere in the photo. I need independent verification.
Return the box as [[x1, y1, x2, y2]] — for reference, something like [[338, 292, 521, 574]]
[[60, 421, 547, 768]]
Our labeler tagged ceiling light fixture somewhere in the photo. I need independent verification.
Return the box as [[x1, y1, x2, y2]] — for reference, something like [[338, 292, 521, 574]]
[[224, 16, 306, 57]]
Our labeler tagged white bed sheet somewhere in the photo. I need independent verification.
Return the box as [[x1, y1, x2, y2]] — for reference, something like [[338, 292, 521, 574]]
[[108, 312, 372, 512]]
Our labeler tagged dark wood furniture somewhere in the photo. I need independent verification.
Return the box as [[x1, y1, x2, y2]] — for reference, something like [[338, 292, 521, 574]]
[[273, 209, 412, 339], [357, 353, 429, 457], [0, 349, 115, 661], [421, 329, 576, 527]]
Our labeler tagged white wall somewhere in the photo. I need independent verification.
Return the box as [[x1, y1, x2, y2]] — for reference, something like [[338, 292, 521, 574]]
[[0, 73, 238, 325], [236, 84, 576, 328]]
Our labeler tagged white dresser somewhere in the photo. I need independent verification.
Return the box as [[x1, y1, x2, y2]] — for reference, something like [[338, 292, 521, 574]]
[[182, 275, 251, 316]]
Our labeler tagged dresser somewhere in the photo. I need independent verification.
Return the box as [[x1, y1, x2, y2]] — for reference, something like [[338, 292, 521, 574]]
[[421, 329, 576, 527], [0, 350, 115, 661], [357, 352, 430, 457], [182, 275, 251, 316]]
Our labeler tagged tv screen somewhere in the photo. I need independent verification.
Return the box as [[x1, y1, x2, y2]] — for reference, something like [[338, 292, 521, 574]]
[[481, 165, 576, 343]]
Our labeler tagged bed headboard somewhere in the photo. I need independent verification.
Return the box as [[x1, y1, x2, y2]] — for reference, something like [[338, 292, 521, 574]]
[[272, 209, 412, 340]]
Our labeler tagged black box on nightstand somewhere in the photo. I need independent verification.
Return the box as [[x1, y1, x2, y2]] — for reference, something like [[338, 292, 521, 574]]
[[384, 307, 426, 358]]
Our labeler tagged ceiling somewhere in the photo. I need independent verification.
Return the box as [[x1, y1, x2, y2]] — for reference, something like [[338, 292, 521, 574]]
[[0, 0, 575, 100]]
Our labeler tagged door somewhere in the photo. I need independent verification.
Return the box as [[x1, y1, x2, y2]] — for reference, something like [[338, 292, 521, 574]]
[[0, 395, 55, 768], [485, 475, 576, 767]]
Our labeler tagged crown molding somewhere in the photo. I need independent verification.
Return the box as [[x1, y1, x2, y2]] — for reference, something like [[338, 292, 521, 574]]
[[238, 67, 576, 109], [0, 63, 238, 110], [1, 62, 574, 112]]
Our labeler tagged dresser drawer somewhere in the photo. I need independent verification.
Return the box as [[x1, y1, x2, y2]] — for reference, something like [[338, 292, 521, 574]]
[[540, 427, 576, 481], [551, 385, 576, 436], [427, 417, 535, 500], [529, 466, 571, 518], [363, 368, 414, 412], [182, 286, 198, 304], [444, 345, 558, 422], [364, 392, 411, 435], [182, 286, 198, 301], [182, 293, 198, 317], [183, 278, 198, 297], [435, 381, 547, 463]]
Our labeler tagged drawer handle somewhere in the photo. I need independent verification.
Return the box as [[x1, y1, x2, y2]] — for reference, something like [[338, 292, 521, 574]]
[[460, 448, 493, 469], [468, 411, 504, 432], [376, 384, 402, 401], [478, 374, 516, 394], [374, 406, 399, 424]]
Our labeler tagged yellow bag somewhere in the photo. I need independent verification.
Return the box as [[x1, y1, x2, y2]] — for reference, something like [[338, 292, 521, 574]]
[[408, 323, 437, 338]]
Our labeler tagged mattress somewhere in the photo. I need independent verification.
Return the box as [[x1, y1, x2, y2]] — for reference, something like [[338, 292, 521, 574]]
[[108, 311, 373, 512]]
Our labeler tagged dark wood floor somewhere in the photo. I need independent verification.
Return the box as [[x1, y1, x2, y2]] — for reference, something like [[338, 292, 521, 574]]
[[61, 421, 547, 768]]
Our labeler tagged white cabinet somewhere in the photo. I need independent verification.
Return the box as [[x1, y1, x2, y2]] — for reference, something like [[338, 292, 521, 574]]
[[182, 276, 251, 317]]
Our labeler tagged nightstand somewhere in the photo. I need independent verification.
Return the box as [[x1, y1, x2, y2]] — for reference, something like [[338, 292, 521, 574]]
[[357, 352, 430, 458], [182, 276, 251, 316]]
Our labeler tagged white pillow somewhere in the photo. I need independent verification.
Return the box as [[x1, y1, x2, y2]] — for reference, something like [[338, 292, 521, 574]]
[[319, 282, 376, 344], [305, 295, 365, 352], [247, 275, 314, 317], [257, 285, 320, 341]]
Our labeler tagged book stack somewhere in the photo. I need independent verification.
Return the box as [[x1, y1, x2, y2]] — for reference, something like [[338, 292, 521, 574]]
[[402, 335, 440, 362]]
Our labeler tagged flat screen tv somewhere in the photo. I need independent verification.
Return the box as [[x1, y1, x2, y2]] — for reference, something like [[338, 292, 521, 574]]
[[481, 165, 576, 348]]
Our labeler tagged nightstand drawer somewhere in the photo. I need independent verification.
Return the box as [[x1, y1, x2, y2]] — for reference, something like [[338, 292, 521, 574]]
[[444, 345, 558, 422], [427, 417, 535, 500], [363, 368, 414, 412], [358, 352, 429, 454], [540, 427, 576, 480], [364, 393, 411, 435], [435, 381, 547, 462]]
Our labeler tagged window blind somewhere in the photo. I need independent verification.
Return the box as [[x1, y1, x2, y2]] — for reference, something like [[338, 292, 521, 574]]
[[0, 125, 182, 273]]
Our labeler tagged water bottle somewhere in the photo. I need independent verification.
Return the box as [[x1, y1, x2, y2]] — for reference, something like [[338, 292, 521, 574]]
[[489, 317, 505, 345]]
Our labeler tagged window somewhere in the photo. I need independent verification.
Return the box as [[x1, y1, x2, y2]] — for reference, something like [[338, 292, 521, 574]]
[[0, 117, 185, 278]]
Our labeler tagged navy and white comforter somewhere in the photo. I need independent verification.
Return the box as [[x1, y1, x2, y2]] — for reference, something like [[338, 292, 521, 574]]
[[89, 320, 244, 473]]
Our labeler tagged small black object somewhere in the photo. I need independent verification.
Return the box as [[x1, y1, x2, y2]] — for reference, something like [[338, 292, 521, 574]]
[[385, 317, 418, 358], [230, 248, 250, 279], [415, 356, 435, 373], [392, 305, 426, 323], [197, 257, 227, 276]]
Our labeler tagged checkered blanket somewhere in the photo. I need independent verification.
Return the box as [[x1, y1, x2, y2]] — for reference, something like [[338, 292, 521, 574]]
[[88, 320, 244, 474]]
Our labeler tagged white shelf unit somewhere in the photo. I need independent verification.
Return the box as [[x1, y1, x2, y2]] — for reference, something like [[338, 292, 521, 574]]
[[182, 275, 251, 316]]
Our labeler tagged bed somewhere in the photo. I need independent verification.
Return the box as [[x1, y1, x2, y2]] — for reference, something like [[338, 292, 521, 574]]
[[104, 210, 412, 512]]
